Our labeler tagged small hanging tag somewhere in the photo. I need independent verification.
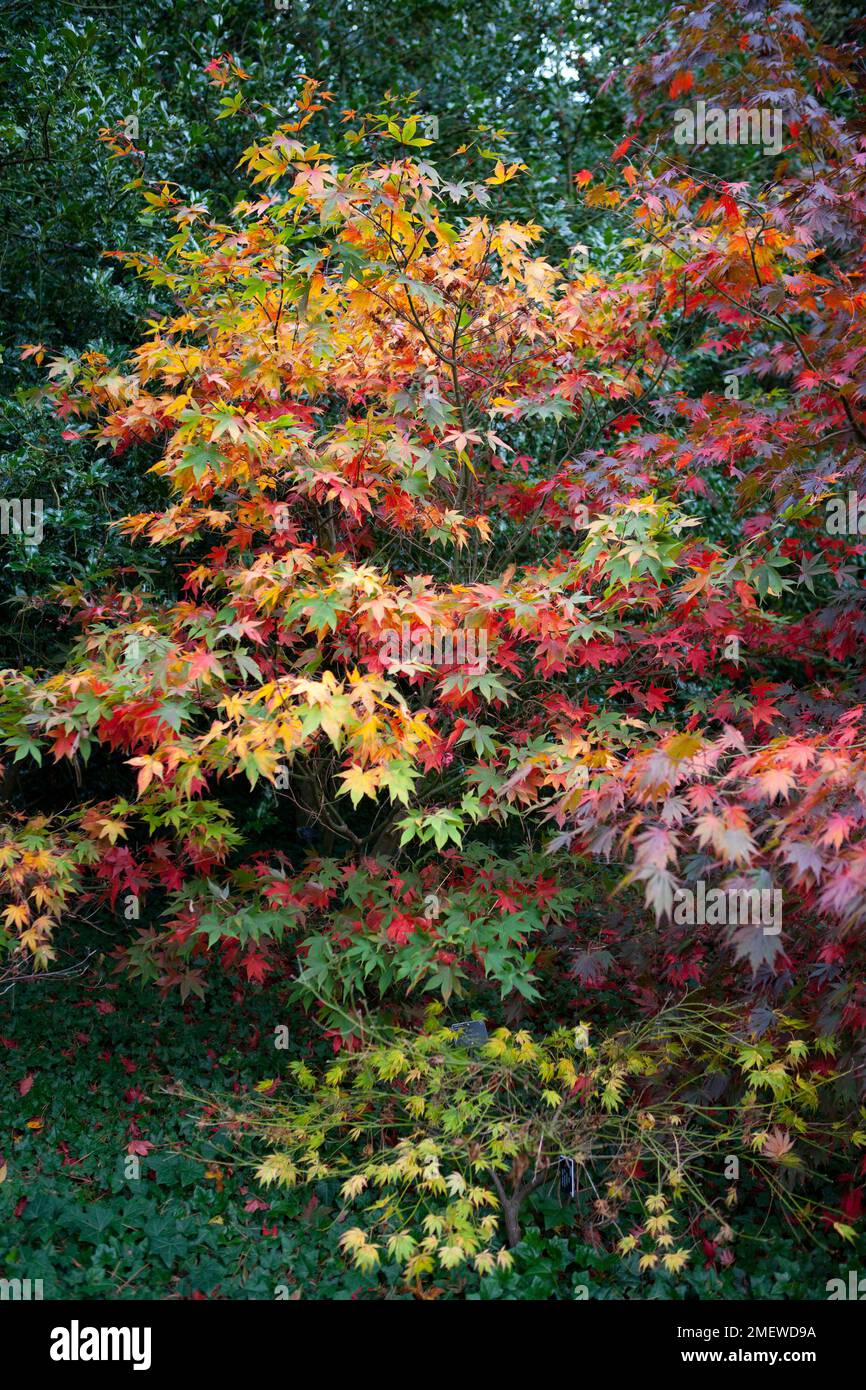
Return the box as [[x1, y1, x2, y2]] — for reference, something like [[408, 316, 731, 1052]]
[[558, 1155, 577, 1198], [448, 1020, 489, 1047]]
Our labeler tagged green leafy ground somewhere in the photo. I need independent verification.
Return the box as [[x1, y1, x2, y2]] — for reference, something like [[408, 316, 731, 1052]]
[[1, 957, 859, 1300]]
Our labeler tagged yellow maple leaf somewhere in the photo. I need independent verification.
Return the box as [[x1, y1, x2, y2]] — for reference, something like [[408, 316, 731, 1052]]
[[338, 764, 380, 806]]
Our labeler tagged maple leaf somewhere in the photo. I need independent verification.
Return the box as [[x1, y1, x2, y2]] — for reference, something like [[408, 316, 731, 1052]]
[[640, 685, 671, 714], [127, 1140, 154, 1156], [695, 809, 755, 865], [338, 764, 380, 807], [127, 755, 166, 795], [729, 924, 784, 974], [668, 70, 694, 99], [757, 767, 796, 801], [761, 1127, 797, 1162]]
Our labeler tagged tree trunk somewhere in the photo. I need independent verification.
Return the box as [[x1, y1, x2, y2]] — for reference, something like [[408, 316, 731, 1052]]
[[500, 1195, 522, 1248]]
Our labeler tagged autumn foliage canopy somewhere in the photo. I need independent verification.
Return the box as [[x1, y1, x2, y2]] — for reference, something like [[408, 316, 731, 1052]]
[[4, 0, 866, 1276]]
